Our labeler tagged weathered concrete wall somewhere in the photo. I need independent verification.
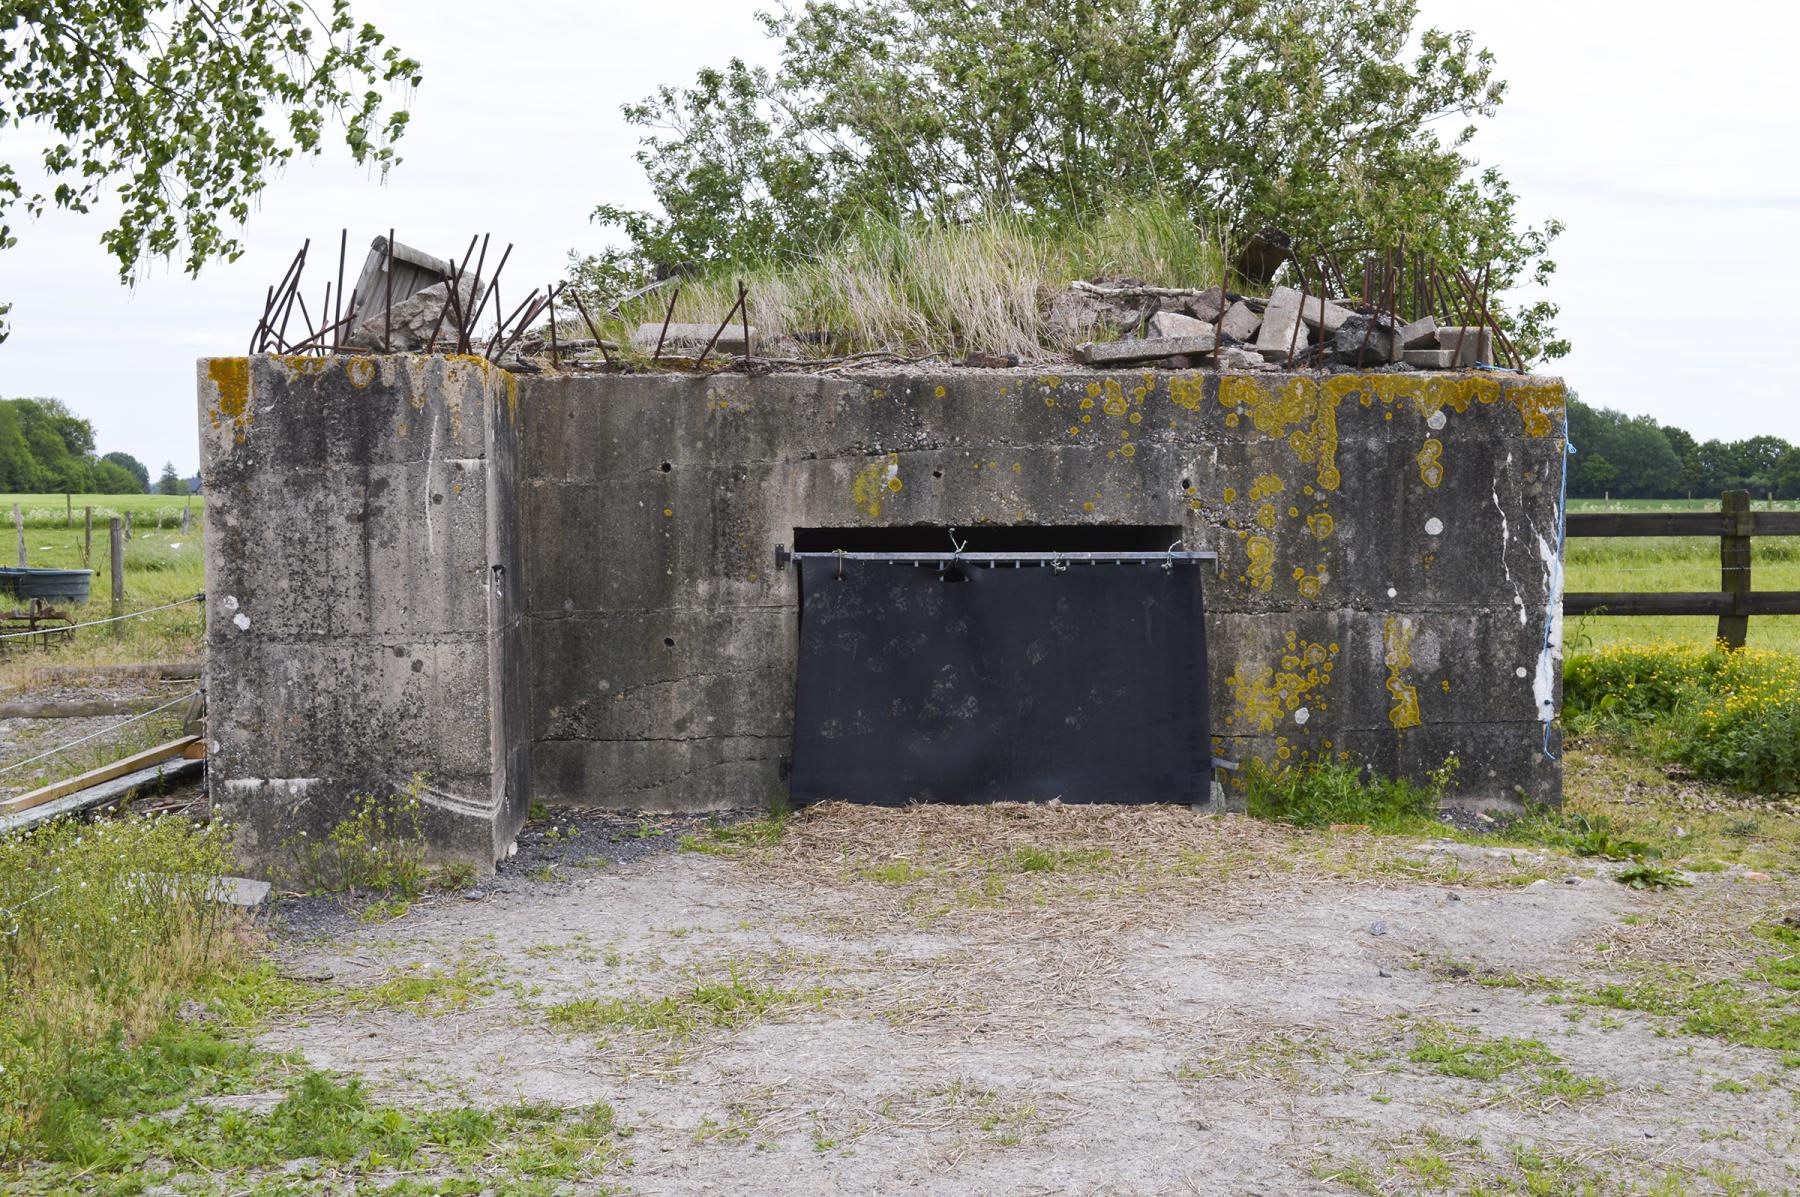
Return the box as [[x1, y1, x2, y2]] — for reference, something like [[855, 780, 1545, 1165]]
[[517, 368, 1567, 812], [199, 354, 527, 874]]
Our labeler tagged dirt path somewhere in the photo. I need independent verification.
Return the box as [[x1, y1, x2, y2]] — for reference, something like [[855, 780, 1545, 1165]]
[[257, 806, 1799, 1195]]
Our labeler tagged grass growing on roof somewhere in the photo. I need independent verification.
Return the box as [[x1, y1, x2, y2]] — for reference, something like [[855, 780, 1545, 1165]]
[[577, 198, 1229, 360]]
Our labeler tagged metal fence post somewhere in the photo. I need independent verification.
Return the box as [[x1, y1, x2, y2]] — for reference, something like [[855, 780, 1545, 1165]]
[[13, 502, 23, 567], [109, 517, 125, 632]]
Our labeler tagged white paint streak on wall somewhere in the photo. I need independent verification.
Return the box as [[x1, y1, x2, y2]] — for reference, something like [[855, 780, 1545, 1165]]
[[1533, 531, 1563, 724], [1493, 458, 1527, 627], [424, 410, 441, 556]]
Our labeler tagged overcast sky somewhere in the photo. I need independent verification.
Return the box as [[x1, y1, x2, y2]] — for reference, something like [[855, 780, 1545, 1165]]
[[2, 0, 1795, 476]]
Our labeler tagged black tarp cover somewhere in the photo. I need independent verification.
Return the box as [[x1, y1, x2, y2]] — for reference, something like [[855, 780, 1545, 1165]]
[[790, 559, 1210, 806]]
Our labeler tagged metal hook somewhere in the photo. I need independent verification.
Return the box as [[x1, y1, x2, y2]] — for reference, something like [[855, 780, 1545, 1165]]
[[1164, 538, 1182, 573], [835, 547, 846, 579], [1051, 551, 1067, 575]]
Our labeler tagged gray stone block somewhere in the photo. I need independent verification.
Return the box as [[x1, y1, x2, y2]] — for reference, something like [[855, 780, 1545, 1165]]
[[1074, 333, 1216, 364], [631, 322, 756, 354], [1400, 315, 1439, 349], [1148, 310, 1215, 339], [1404, 348, 1457, 369], [1297, 294, 1355, 336], [1435, 327, 1493, 366], [1253, 286, 1309, 357], [1220, 301, 1261, 342]]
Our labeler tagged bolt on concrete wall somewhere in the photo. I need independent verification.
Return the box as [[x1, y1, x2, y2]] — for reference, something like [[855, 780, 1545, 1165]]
[[200, 361, 1566, 867], [199, 353, 527, 876]]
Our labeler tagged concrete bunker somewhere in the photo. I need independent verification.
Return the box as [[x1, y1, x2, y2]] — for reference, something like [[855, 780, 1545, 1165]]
[[199, 356, 1567, 873]]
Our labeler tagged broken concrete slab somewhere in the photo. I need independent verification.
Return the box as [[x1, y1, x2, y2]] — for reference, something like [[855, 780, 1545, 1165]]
[[1148, 310, 1215, 339], [1253, 286, 1309, 358], [1215, 345, 1273, 371], [1178, 287, 1228, 324], [1220, 301, 1261, 342], [1400, 315, 1440, 350], [1074, 333, 1216, 365], [347, 274, 480, 352], [631, 322, 757, 355], [1297, 295, 1355, 336], [1333, 315, 1399, 365], [1435, 327, 1494, 367]]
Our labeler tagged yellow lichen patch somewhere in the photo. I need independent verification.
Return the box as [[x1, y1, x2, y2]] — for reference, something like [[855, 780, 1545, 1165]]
[[1296, 570, 1325, 599], [1507, 381, 1566, 437], [1247, 472, 1284, 501], [1246, 535, 1276, 590], [934, 386, 946, 398], [1169, 375, 1206, 412], [1416, 438, 1445, 487], [1219, 376, 1341, 491], [1305, 511, 1334, 541], [1222, 487, 1238, 503], [1120, 443, 1137, 460], [276, 355, 329, 381], [206, 358, 253, 443], [207, 358, 250, 419], [852, 453, 903, 518], [345, 357, 378, 389], [1383, 615, 1422, 729], [1102, 379, 1128, 417], [1225, 632, 1336, 733], [1256, 503, 1278, 530]]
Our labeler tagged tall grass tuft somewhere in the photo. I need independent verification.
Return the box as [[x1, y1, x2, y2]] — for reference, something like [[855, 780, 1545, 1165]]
[[0, 816, 241, 1157], [1243, 757, 1458, 833], [598, 198, 1228, 359]]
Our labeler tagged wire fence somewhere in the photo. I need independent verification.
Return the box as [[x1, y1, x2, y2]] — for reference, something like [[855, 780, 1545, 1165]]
[[0, 691, 200, 779], [0, 593, 203, 644]]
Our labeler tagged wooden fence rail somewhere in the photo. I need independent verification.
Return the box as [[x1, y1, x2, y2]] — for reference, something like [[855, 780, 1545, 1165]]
[[1562, 489, 1800, 648]]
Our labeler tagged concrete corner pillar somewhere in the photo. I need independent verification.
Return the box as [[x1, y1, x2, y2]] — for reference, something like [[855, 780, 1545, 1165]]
[[198, 354, 527, 876]]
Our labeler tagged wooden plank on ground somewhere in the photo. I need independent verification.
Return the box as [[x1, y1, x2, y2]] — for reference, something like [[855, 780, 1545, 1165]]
[[0, 758, 204, 836], [0, 736, 199, 815]]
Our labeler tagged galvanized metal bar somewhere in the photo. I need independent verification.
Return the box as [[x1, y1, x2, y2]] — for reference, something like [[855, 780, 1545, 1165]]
[[788, 551, 1218, 564]]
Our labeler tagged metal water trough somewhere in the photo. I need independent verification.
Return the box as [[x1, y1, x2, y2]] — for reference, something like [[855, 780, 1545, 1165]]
[[0, 567, 95, 603]]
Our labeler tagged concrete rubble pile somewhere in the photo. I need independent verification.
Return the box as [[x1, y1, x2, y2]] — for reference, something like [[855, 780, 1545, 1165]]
[[1049, 280, 1498, 373]]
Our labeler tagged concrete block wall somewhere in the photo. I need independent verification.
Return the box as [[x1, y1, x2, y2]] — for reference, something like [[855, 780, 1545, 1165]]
[[200, 360, 1566, 867], [516, 368, 1567, 813], [199, 354, 527, 874]]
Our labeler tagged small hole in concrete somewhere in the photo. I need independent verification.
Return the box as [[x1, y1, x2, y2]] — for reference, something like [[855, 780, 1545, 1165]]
[[660, 462, 672, 473], [932, 469, 943, 479], [1181, 477, 1192, 489], [663, 637, 675, 648]]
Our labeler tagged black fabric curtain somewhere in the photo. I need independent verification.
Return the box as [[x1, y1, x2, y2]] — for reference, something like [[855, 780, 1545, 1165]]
[[791, 559, 1210, 806]]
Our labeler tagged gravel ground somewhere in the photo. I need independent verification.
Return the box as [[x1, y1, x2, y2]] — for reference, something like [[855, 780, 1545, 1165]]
[[249, 801, 1799, 1196]]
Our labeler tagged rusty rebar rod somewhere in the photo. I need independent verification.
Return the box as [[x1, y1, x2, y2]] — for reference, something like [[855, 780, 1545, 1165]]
[[567, 288, 612, 365], [694, 286, 748, 369], [383, 228, 394, 353], [652, 283, 682, 362]]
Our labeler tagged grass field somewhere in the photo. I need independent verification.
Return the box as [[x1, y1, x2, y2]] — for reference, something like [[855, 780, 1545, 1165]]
[[1564, 498, 1800, 654], [1, 496, 206, 794]]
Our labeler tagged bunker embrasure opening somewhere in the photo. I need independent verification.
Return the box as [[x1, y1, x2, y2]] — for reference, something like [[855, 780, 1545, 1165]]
[[787, 523, 1213, 808]]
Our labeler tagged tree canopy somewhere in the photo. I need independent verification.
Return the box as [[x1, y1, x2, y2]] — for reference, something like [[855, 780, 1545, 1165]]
[[0, 1, 420, 342], [589, 0, 1566, 361], [1566, 396, 1800, 501], [0, 398, 145, 493]]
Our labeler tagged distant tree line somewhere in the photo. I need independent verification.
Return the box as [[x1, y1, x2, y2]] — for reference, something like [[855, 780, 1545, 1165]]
[[0, 397, 182, 495], [1567, 397, 1800, 500]]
